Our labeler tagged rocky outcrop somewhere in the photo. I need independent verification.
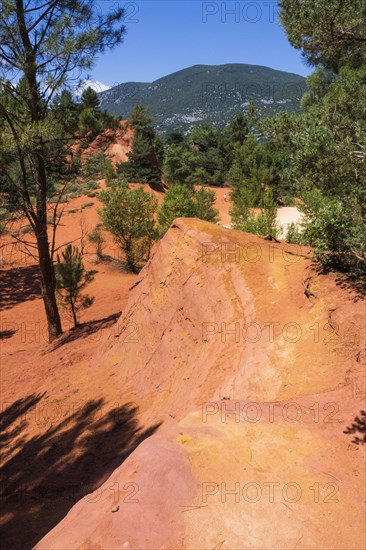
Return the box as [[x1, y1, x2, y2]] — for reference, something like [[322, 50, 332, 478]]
[[81, 121, 133, 166], [36, 219, 365, 549]]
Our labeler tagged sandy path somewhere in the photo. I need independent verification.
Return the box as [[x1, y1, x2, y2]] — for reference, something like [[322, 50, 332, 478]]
[[212, 189, 304, 238], [276, 206, 304, 237]]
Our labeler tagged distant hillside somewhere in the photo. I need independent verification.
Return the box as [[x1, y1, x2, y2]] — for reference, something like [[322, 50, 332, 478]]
[[99, 64, 307, 135]]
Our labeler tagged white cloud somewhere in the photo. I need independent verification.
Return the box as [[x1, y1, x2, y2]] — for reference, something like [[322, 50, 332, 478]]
[[76, 79, 111, 96]]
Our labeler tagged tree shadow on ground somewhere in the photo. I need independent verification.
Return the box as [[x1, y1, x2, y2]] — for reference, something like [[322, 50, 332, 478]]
[[0, 393, 161, 549], [344, 410, 366, 445], [335, 272, 366, 302], [0, 265, 41, 311], [50, 311, 121, 351], [0, 329, 17, 340]]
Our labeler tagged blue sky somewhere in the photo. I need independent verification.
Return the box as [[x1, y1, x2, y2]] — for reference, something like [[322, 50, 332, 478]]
[[91, 1, 312, 87]]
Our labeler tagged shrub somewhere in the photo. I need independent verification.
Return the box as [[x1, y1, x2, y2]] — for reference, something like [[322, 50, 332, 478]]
[[88, 226, 105, 261], [230, 188, 251, 229], [86, 181, 100, 190], [99, 182, 158, 273], [103, 159, 116, 184], [0, 207, 9, 221], [284, 195, 295, 206], [0, 203, 10, 235], [55, 244, 95, 327], [20, 224, 33, 234], [47, 210, 64, 225], [285, 222, 306, 245], [194, 187, 219, 224], [78, 107, 102, 137], [158, 185, 196, 233], [82, 152, 111, 179], [232, 189, 279, 238], [158, 184, 219, 234], [49, 195, 69, 203], [300, 190, 365, 271]]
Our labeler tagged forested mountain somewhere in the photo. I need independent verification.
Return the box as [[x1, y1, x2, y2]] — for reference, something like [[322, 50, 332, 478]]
[[99, 64, 307, 135]]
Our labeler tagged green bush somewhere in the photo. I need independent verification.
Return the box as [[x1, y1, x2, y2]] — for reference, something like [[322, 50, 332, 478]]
[[284, 195, 295, 206], [88, 226, 105, 261], [55, 179, 100, 203], [0, 207, 9, 221], [20, 224, 33, 234], [48, 195, 69, 203], [99, 182, 158, 273], [232, 189, 279, 238], [0, 205, 9, 235], [103, 159, 116, 184], [86, 181, 100, 190], [78, 107, 102, 137], [193, 187, 219, 224], [158, 185, 196, 233], [227, 135, 274, 204], [300, 190, 365, 271], [82, 152, 111, 179], [157, 184, 219, 234], [55, 244, 95, 327], [230, 188, 251, 228], [285, 222, 306, 245]]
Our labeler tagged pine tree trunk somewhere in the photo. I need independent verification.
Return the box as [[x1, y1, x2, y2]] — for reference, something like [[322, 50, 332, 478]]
[[17, 0, 63, 342], [36, 229, 62, 341], [71, 299, 78, 328], [34, 145, 62, 342]]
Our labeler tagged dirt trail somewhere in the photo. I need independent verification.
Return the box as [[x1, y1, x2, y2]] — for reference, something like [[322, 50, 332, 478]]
[[0, 202, 364, 549]]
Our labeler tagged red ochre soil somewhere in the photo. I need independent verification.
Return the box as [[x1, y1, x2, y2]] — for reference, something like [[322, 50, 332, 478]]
[[0, 193, 365, 549], [75, 120, 134, 167]]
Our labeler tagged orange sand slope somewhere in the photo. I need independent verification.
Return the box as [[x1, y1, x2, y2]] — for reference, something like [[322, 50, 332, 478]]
[[33, 219, 365, 550], [79, 120, 134, 166]]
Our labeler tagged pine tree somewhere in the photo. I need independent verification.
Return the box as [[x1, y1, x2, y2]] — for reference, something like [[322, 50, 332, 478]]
[[81, 87, 101, 112], [187, 123, 225, 186], [56, 245, 95, 327], [51, 90, 79, 135], [78, 87, 119, 137], [78, 107, 102, 137], [231, 189, 279, 238], [157, 185, 196, 233], [163, 144, 197, 187], [227, 136, 265, 205], [117, 105, 162, 188], [99, 182, 158, 272], [0, 0, 125, 341], [158, 184, 219, 234], [119, 133, 161, 186], [276, 0, 366, 272], [130, 104, 155, 139], [166, 131, 185, 145], [279, 0, 366, 72], [194, 188, 219, 224], [226, 113, 250, 145]]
